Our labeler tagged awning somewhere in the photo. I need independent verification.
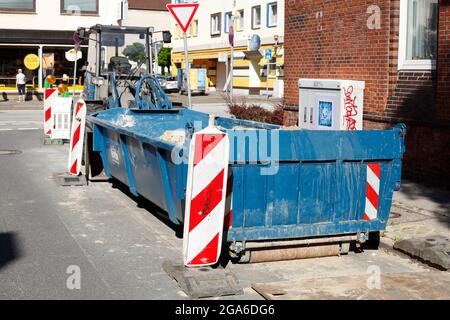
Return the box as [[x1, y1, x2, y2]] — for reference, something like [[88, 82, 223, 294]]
[[191, 53, 219, 60], [0, 29, 87, 45]]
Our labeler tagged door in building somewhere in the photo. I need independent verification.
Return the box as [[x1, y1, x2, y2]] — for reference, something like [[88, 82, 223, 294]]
[[216, 62, 227, 92]]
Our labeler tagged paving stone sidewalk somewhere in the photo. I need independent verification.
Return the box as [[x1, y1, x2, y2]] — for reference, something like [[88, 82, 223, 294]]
[[382, 180, 450, 269]]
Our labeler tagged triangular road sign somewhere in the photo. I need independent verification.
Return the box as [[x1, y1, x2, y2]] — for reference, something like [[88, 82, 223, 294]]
[[167, 3, 199, 33]]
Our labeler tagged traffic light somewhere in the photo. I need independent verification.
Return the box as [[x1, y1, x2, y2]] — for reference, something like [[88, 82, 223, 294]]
[[162, 31, 172, 44]]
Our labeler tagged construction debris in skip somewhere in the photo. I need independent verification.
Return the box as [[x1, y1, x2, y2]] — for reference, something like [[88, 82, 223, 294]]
[[159, 129, 186, 145]]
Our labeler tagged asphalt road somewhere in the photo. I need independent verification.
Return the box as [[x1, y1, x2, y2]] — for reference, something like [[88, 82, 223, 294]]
[[0, 109, 448, 300]]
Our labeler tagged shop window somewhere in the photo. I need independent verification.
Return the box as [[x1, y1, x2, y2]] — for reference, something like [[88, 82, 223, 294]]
[[0, 47, 39, 88], [61, 0, 98, 15], [267, 2, 278, 28], [42, 46, 87, 87], [211, 13, 221, 36], [399, 0, 438, 70], [276, 65, 284, 77], [252, 6, 261, 30], [0, 0, 35, 12]]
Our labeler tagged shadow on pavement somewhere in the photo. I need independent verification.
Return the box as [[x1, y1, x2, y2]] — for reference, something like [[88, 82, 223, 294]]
[[109, 178, 184, 239], [0, 232, 22, 271], [397, 180, 450, 231]]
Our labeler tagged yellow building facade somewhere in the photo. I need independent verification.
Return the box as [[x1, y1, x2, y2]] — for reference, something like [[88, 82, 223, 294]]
[[170, 0, 284, 97]]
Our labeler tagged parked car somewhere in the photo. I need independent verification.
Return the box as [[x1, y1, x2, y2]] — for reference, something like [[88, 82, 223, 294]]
[[156, 75, 166, 89], [155, 75, 178, 93], [164, 76, 178, 93]]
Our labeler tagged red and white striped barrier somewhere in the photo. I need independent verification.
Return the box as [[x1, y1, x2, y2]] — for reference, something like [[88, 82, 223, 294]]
[[68, 99, 87, 176], [364, 163, 381, 221], [183, 126, 230, 267], [43, 88, 57, 136]]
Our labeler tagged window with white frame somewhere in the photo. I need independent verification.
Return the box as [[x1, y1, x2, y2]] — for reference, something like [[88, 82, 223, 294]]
[[62, 0, 98, 14], [252, 6, 261, 29], [267, 2, 278, 27], [224, 12, 232, 33], [211, 13, 221, 36], [236, 9, 244, 31], [399, 0, 438, 70]]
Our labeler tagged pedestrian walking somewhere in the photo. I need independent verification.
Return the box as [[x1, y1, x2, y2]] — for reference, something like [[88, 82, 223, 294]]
[[16, 69, 26, 103]]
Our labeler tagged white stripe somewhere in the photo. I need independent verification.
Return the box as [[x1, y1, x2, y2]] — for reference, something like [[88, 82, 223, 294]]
[[367, 166, 380, 193], [18, 128, 39, 131], [70, 142, 82, 173], [365, 197, 378, 220], [191, 137, 228, 198], [0, 129, 12, 131], [185, 200, 225, 264]]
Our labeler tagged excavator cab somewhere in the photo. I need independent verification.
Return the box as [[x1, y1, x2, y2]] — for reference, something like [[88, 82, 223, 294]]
[[76, 24, 172, 110], [74, 24, 172, 181]]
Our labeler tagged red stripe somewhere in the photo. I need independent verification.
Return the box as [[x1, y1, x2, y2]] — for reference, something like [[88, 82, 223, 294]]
[[75, 102, 84, 116], [45, 89, 56, 100], [368, 163, 381, 179], [366, 182, 379, 209], [70, 159, 78, 175], [187, 232, 220, 266], [188, 169, 225, 232], [46, 130, 52, 135], [193, 134, 226, 166], [45, 108, 51, 122], [71, 124, 81, 151], [363, 213, 371, 221]]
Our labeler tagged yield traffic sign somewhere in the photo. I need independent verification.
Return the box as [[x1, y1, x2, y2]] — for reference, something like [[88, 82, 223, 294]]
[[167, 3, 199, 33]]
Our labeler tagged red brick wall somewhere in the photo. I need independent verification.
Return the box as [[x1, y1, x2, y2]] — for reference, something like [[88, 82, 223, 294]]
[[284, 0, 450, 188], [385, 71, 437, 122], [437, 0, 450, 121], [284, 0, 392, 114]]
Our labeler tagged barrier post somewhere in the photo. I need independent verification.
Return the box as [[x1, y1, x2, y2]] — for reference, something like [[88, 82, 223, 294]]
[[68, 99, 87, 176], [183, 124, 230, 267]]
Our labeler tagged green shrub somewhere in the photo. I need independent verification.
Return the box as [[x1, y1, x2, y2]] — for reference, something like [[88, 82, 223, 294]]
[[225, 96, 284, 125]]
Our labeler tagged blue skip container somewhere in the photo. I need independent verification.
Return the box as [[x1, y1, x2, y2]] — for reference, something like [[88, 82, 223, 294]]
[[88, 108, 406, 262]]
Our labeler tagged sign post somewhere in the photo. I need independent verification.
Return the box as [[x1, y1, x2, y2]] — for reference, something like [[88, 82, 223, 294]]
[[154, 42, 163, 76], [264, 49, 273, 98], [66, 48, 82, 100], [167, 3, 199, 110], [182, 33, 192, 109], [228, 18, 235, 103], [70, 32, 83, 101]]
